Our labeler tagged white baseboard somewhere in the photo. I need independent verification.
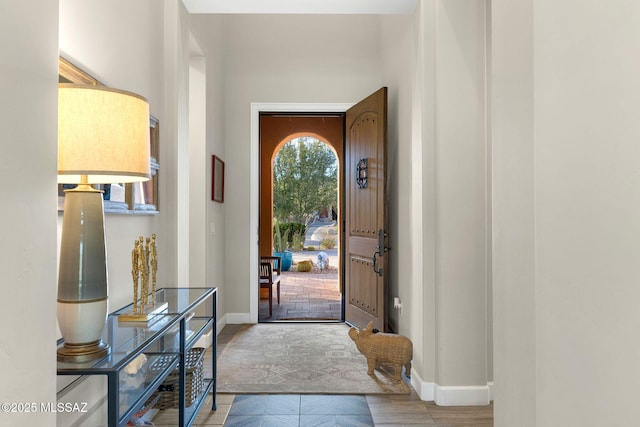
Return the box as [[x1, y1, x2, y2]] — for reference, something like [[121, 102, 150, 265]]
[[217, 314, 228, 335], [194, 311, 253, 347], [193, 314, 226, 348], [411, 369, 435, 401], [434, 384, 491, 406], [194, 331, 212, 348], [193, 313, 240, 348], [410, 370, 491, 406], [224, 312, 252, 324]]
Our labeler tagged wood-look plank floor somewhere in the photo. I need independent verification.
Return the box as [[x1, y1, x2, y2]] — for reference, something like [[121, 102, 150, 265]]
[[367, 393, 494, 426]]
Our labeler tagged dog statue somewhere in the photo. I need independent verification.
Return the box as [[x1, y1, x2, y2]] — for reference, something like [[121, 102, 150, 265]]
[[348, 321, 412, 381], [317, 251, 330, 271]]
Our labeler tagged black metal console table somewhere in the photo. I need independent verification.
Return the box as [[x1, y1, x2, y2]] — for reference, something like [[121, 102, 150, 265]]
[[57, 287, 217, 427]]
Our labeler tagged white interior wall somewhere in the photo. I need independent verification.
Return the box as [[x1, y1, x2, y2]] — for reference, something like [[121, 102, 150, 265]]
[[0, 1, 59, 425], [204, 18, 227, 319], [484, 0, 493, 386], [398, 0, 490, 405], [58, 0, 164, 311], [189, 53, 207, 287], [379, 8, 442, 401], [164, 0, 193, 287], [491, 0, 536, 423], [378, 10, 421, 372], [433, 0, 488, 400], [533, 1, 640, 425], [379, 13, 415, 335], [59, 1, 163, 110], [493, 0, 640, 425], [189, 14, 227, 321], [416, 0, 438, 398]]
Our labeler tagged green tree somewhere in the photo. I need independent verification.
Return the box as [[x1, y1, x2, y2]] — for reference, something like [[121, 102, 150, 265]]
[[273, 137, 337, 225]]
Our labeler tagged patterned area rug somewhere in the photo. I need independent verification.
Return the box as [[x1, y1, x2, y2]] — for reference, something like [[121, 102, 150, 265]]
[[216, 323, 411, 394]]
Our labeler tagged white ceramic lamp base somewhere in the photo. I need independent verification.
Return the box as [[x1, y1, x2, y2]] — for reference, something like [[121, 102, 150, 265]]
[[57, 186, 110, 363], [57, 299, 109, 363]]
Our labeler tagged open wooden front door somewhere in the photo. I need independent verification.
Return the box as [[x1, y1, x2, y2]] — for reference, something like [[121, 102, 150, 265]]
[[344, 87, 388, 331]]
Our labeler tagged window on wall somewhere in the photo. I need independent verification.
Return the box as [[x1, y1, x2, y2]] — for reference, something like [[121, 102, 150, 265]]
[[58, 56, 159, 214], [127, 116, 159, 212]]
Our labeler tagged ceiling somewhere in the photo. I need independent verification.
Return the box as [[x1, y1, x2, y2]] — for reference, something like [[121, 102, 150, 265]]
[[182, 0, 417, 14]]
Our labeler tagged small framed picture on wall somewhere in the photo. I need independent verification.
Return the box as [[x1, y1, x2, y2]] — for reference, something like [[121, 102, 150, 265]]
[[212, 155, 225, 203]]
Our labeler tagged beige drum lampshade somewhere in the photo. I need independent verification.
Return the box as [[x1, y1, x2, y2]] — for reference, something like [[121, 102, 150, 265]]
[[58, 84, 150, 184]]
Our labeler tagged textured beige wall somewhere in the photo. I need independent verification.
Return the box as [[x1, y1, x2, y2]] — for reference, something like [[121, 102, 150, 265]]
[[493, 0, 640, 425], [0, 1, 59, 425]]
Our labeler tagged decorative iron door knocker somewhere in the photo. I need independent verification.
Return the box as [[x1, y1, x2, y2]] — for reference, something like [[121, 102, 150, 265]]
[[356, 158, 368, 189]]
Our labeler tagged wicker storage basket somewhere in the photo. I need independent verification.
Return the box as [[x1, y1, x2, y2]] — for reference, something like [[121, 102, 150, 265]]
[[147, 347, 205, 409]]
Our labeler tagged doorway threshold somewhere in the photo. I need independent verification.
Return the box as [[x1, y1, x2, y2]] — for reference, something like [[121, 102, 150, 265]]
[[259, 319, 343, 323]]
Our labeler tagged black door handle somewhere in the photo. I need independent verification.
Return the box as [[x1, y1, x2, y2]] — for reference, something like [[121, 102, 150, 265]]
[[372, 229, 387, 277]]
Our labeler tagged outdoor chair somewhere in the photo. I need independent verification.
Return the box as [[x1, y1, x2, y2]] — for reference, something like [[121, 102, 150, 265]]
[[259, 256, 281, 317]]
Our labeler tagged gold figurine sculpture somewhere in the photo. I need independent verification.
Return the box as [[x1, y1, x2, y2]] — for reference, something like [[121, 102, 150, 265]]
[[151, 234, 157, 306], [119, 234, 167, 323], [131, 240, 140, 313], [139, 236, 149, 308]]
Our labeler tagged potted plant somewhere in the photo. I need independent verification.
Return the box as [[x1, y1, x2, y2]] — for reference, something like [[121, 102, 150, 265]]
[[273, 221, 293, 271]]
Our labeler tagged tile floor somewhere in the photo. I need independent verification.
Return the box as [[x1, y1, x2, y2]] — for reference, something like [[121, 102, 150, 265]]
[[224, 394, 373, 426]]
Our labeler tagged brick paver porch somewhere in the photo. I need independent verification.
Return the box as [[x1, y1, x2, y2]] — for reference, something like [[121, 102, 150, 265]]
[[258, 269, 342, 321]]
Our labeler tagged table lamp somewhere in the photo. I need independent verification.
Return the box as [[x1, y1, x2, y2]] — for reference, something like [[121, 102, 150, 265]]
[[57, 84, 150, 362]]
